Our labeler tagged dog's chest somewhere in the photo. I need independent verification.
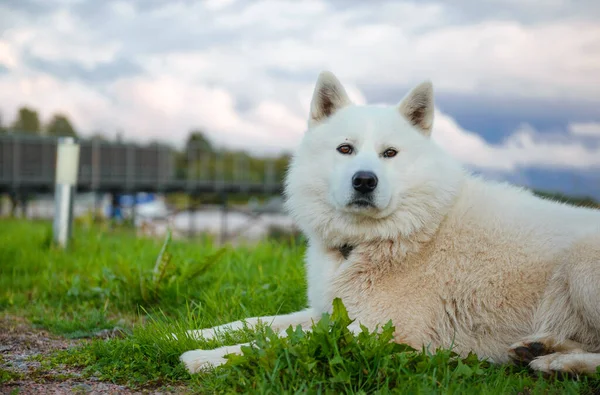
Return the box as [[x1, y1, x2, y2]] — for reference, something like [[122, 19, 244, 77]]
[[306, 241, 428, 324]]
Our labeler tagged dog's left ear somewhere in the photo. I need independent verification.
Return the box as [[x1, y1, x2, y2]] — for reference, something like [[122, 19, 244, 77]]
[[398, 81, 434, 136], [309, 71, 352, 128]]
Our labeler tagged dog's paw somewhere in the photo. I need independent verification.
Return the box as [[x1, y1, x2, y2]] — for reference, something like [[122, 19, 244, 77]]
[[529, 352, 596, 376], [509, 338, 587, 366], [180, 343, 247, 374], [180, 349, 228, 373], [508, 341, 550, 365]]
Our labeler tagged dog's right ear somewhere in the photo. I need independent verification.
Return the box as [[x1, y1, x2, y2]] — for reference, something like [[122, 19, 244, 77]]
[[309, 71, 352, 127], [398, 81, 434, 137]]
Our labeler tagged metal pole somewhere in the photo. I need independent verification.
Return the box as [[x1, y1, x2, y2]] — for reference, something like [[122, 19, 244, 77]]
[[12, 133, 20, 191], [9, 191, 17, 217], [187, 142, 198, 193], [91, 138, 100, 191], [216, 151, 224, 191], [94, 192, 102, 222], [189, 193, 197, 238], [126, 143, 135, 192], [42, 138, 49, 184], [52, 137, 80, 248], [20, 194, 28, 218], [220, 192, 228, 245]]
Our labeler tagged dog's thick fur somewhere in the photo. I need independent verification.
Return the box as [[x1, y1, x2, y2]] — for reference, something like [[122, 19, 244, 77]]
[[179, 71, 600, 375]]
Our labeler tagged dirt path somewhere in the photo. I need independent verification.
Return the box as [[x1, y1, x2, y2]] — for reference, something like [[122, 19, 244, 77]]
[[0, 316, 181, 394]]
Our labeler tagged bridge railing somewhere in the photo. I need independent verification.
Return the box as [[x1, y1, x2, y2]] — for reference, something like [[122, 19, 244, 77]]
[[0, 133, 285, 194]]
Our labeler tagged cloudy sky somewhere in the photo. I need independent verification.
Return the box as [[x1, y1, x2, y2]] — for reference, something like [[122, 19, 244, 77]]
[[1, 0, 600, 196]]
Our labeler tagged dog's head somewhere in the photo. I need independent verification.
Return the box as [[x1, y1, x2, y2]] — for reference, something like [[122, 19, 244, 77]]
[[285, 71, 464, 245]]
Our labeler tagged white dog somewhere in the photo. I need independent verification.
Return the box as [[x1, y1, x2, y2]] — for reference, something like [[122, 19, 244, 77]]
[[180, 71, 600, 375]]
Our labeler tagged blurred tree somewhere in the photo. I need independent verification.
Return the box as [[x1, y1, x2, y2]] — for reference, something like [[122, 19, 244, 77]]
[[0, 111, 6, 133], [174, 151, 187, 179], [176, 129, 214, 179], [46, 113, 78, 138], [11, 107, 41, 134], [173, 128, 294, 184], [274, 153, 292, 182], [89, 131, 107, 141], [185, 129, 213, 153], [147, 140, 173, 148]]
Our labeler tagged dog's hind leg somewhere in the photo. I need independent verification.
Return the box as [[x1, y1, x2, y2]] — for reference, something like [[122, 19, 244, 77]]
[[529, 352, 600, 375], [509, 236, 600, 373], [509, 337, 587, 366]]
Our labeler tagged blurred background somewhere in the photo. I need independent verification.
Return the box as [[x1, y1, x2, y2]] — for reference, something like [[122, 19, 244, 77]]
[[1, 0, 599, 243]]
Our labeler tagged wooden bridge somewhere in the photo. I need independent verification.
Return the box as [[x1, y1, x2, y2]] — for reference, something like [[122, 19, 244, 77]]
[[0, 133, 284, 195]]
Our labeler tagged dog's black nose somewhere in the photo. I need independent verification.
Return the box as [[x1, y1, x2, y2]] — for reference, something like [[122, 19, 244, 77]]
[[352, 171, 378, 193]]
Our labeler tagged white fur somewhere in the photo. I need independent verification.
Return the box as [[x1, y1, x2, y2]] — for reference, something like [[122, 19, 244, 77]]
[[178, 71, 600, 376]]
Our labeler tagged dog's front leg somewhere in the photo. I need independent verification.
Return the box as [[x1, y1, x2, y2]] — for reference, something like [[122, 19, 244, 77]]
[[183, 308, 318, 341], [180, 317, 364, 373], [179, 308, 319, 373]]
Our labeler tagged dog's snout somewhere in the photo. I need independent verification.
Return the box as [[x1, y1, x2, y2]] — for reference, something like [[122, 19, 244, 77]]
[[352, 171, 378, 193]]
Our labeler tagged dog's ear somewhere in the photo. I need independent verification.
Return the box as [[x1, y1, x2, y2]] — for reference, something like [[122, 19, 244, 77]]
[[309, 71, 352, 127], [398, 81, 434, 136]]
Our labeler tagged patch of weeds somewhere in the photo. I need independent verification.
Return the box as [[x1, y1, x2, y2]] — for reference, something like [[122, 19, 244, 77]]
[[49, 331, 190, 389], [0, 368, 24, 384], [138, 230, 226, 306], [43, 311, 227, 389], [28, 353, 89, 383], [39, 223, 54, 250], [40, 349, 96, 374], [30, 306, 116, 338]]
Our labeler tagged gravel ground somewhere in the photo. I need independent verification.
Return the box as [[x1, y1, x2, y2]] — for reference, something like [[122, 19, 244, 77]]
[[0, 316, 184, 394]]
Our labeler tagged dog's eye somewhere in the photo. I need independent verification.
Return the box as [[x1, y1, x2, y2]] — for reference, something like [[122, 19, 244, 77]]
[[337, 144, 353, 155], [383, 148, 398, 158]]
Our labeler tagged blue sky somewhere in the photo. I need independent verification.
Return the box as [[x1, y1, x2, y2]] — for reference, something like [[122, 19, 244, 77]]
[[1, 0, 599, 197]]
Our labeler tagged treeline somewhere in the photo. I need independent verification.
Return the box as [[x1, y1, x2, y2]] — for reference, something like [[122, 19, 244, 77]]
[[0, 106, 291, 183], [0, 106, 77, 138], [174, 130, 291, 183]]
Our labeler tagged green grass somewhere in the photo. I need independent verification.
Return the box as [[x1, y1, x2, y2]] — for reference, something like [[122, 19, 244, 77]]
[[1, 219, 599, 393]]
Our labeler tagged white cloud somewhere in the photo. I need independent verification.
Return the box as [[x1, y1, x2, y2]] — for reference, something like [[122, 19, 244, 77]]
[[0, 40, 19, 69], [1, 9, 121, 69], [433, 114, 600, 171], [0, 0, 599, 171], [0, 72, 112, 132], [205, 0, 239, 12], [569, 122, 600, 137]]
